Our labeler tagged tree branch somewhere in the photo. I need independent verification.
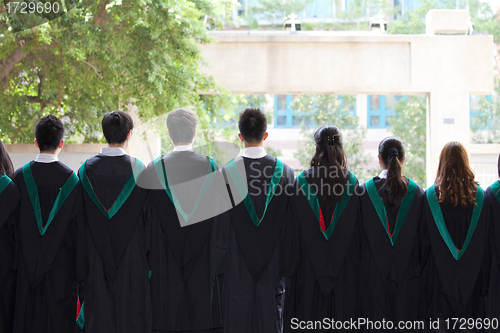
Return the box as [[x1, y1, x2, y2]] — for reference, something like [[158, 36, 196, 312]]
[[94, 2, 108, 26], [26, 73, 52, 110], [58, 47, 63, 109], [80, 60, 103, 79], [0, 39, 30, 82]]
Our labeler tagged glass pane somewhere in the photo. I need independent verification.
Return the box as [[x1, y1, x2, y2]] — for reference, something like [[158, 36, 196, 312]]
[[386, 116, 393, 127], [292, 116, 311, 127], [370, 95, 380, 110], [470, 95, 481, 111], [385, 95, 403, 110], [277, 95, 287, 110], [473, 163, 483, 174], [277, 116, 287, 126], [484, 163, 496, 175], [370, 116, 380, 127]]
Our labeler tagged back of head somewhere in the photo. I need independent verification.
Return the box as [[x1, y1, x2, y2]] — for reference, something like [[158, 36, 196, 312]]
[[0, 140, 14, 178], [102, 111, 134, 145], [435, 141, 477, 207], [238, 108, 267, 144], [166, 108, 197, 145], [498, 153, 500, 179], [378, 137, 407, 206], [310, 125, 347, 201], [35, 115, 65, 153]]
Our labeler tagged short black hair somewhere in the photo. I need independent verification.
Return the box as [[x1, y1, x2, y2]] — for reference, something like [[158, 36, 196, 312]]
[[102, 111, 134, 144], [238, 108, 267, 143], [34, 115, 64, 152], [166, 108, 197, 145]]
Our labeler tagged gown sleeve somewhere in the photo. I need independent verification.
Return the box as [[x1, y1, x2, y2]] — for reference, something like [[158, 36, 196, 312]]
[[280, 181, 301, 278], [418, 196, 433, 319], [481, 197, 491, 298]]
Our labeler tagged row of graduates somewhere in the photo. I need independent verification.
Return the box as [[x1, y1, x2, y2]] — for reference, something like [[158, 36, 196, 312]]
[[0, 107, 498, 333]]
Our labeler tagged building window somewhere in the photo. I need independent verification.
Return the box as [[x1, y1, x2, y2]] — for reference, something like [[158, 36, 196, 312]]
[[237, 0, 246, 16], [367, 95, 405, 128], [471, 163, 497, 187], [274, 94, 355, 128], [470, 94, 493, 130]]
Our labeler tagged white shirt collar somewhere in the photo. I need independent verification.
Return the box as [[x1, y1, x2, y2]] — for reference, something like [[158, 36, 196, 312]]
[[100, 147, 127, 157], [378, 169, 388, 179], [242, 147, 267, 159], [35, 153, 58, 163], [173, 145, 193, 152]]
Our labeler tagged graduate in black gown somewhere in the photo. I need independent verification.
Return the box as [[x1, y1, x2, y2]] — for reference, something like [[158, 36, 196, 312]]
[[359, 137, 425, 331], [13, 115, 86, 333], [212, 108, 294, 333], [78, 111, 150, 333], [145, 108, 226, 333], [0, 140, 20, 333], [421, 142, 490, 333], [485, 154, 500, 330], [281, 125, 361, 332]]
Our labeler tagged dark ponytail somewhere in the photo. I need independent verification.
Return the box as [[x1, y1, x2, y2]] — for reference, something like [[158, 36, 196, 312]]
[[0, 140, 14, 179], [379, 137, 407, 206], [310, 125, 348, 202]]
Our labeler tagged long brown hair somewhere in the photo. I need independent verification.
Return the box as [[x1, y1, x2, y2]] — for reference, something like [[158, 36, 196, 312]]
[[0, 140, 14, 178], [435, 141, 478, 207], [310, 125, 348, 202], [379, 137, 407, 206]]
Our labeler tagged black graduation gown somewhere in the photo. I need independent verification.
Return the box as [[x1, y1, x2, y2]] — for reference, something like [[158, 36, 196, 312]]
[[211, 154, 294, 333], [420, 186, 490, 321], [78, 154, 150, 333], [281, 167, 361, 333], [0, 174, 20, 333], [13, 161, 86, 333], [359, 177, 425, 331], [485, 182, 500, 326], [146, 151, 224, 333]]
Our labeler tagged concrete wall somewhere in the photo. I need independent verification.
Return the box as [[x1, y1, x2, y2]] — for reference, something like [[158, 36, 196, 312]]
[[199, 29, 495, 186], [6, 144, 107, 171], [200, 32, 493, 95]]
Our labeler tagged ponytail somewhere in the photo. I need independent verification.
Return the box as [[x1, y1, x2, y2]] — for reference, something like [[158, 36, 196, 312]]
[[310, 126, 348, 202], [379, 138, 408, 206]]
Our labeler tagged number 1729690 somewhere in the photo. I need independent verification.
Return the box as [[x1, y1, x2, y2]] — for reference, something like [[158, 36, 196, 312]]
[[444, 318, 498, 330], [6, 1, 60, 14]]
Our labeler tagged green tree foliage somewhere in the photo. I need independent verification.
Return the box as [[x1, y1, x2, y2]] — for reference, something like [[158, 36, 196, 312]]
[[292, 94, 375, 182], [387, 0, 437, 34], [388, 0, 498, 34], [391, 96, 427, 187], [0, 0, 236, 144], [249, 0, 313, 24], [471, 78, 500, 143]]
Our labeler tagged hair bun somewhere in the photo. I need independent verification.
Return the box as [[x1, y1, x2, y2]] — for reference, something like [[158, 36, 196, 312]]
[[389, 147, 399, 159]]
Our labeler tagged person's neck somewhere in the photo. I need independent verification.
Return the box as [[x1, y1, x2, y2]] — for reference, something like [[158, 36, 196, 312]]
[[244, 142, 264, 148], [39, 150, 58, 156], [108, 143, 127, 149], [174, 142, 193, 147]]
